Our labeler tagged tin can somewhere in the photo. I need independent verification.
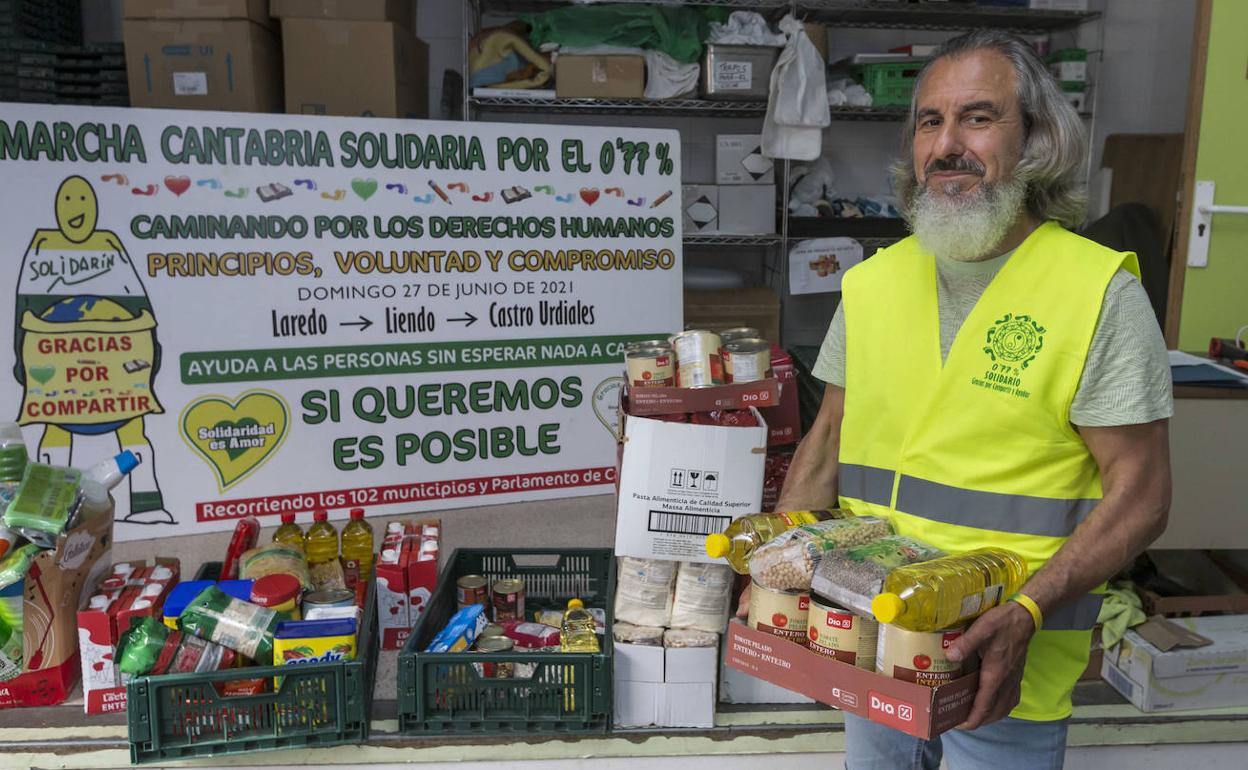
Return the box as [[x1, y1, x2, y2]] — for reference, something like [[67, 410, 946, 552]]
[[303, 589, 355, 610], [492, 578, 525, 622], [875, 623, 965, 687], [251, 573, 303, 620], [673, 330, 724, 388], [724, 338, 772, 383], [456, 574, 490, 610], [626, 338, 673, 353], [480, 623, 505, 639], [474, 635, 515, 678], [747, 578, 809, 644], [719, 327, 761, 344], [807, 595, 877, 669], [626, 347, 676, 387]]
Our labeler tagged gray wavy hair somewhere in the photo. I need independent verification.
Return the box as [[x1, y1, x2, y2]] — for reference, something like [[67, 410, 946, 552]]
[[892, 29, 1088, 228]]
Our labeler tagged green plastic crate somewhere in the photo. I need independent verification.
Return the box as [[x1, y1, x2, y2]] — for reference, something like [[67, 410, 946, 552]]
[[861, 60, 924, 107], [126, 563, 378, 764], [397, 548, 615, 735]]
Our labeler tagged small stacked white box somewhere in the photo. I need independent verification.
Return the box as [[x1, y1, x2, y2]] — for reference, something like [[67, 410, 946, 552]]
[[715, 134, 777, 235], [613, 640, 720, 728]]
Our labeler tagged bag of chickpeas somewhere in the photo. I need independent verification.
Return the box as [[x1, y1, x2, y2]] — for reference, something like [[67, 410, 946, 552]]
[[750, 516, 892, 591]]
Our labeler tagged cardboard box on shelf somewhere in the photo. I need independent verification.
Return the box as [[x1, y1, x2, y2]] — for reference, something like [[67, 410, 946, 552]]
[[665, 644, 718, 684], [555, 54, 644, 99], [123, 0, 272, 25], [681, 184, 719, 234], [123, 18, 282, 111], [760, 347, 800, 446], [77, 558, 180, 714], [0, 510, 112, 709], [716, 135, 774, 185], [615, 402, 766, 563], [1101, 615, 1248, 712], [270, 0, 412, 29], [282, 19, 428, 118], [614, 680, 664, 727], [718, 184, 777, 235], [685, 287, 781, 344], [724, 620, 978, 737], [663, 682, 716, 728], [615, 641, 665, 683]]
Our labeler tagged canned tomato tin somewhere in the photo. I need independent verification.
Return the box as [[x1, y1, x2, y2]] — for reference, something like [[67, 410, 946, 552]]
[[492, 578, 525, 622], [747, 578, 809, 644], [719, 327, 760, 344], [474, 635, 515, 678], [875, 623, 966, 687], [724, 338, 772, 383], [673, 330, 724, 387], [807, 594, 878, 669], [457, 574, 490, 609], [303, 589, 355, 610], [626, 347, 676, 387], [626, 338, 673, 353]]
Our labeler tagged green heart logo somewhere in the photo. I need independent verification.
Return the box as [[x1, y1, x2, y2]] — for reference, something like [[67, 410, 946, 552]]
[[351, 178, 378, 200], [180, 390, 289, 490], [30, 365, 56, 384]]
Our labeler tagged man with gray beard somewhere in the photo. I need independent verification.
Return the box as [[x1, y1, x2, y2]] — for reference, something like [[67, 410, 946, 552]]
[[751, 29, 1172, 769]]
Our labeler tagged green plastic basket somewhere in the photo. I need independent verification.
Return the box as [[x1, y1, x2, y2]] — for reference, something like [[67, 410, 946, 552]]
[[397, 548, 615, 735], [861, 60, 924, 107], [126, 564, 378, 764]]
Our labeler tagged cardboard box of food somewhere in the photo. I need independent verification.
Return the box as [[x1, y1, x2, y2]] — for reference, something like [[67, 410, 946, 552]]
[[281, 18, 428, 118], [716, 134, 774, 185], [124, 0, 272, 25], [1102, 615, 1248, 712], [615, 404, 766, 563], [555, 54, 644, 99], [626, 379, 781, 417], [270, 0, 412, 28], [77, 558, 180, 714], [719, 632, 814, 703], [681, 184, 719, 234], [718, 184, 777, 235], [123, 18, 282, 111], [760, 347, 801, 446], [685, 287, 781, 344], [0, 510, 112, 709], [724, 620, 978, 738]]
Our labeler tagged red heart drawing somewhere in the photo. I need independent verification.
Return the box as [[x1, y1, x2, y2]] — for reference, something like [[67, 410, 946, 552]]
[[580, 187, 600, 205], [164, 175, 191, 196]]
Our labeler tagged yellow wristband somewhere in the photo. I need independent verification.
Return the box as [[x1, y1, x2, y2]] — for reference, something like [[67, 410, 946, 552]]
[[1009, 592, 1043, 631]]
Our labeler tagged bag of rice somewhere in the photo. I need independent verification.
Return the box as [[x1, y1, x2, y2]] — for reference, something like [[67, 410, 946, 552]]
[[614, 557, 676, 627], [670, 561, 734, 632]]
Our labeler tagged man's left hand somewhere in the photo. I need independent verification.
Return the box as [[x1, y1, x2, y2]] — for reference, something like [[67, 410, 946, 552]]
[[945, 601, 1037, 730]]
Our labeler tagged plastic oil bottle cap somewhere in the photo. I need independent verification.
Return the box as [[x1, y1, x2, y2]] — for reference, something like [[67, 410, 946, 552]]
[[567, 598, 584, 610], [313, 509, 328, 522], [872, 593, 904, 624], [349, 508, 365, 520], [280, 511, 296, 524], [705, 533, 730, 559]]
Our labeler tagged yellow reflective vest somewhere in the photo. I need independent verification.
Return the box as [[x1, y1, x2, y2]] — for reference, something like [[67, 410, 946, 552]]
[[839, 221, 1140, 721]]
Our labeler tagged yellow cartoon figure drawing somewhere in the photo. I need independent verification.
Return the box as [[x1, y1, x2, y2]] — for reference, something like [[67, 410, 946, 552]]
[[12, 175, 173, 524]]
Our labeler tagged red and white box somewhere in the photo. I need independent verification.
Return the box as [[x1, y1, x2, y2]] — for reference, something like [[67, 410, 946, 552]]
[[77, 558, 179, 714], [759, 346, 801, 447], [376, 518, 441, 650]]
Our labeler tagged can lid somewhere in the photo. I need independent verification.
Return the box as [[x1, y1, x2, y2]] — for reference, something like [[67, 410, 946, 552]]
[[705, 533, 730, 559], [871, 593, 904, 624], [476, 636, 514, 652], [251, 573, 302, 606], [313, 509, 328, 522], [350, 508, 365, 520], [280, 511, 296, 524]]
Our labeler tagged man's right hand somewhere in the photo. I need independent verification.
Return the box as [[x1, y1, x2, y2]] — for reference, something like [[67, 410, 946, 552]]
[[735, 581, 751, 619]]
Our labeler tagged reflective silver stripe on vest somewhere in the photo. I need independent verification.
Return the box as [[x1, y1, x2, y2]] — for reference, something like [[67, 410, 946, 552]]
[[895, 475, 1099, 538], [1043, 593, 1104, 631], [839, 463, 894, 507]]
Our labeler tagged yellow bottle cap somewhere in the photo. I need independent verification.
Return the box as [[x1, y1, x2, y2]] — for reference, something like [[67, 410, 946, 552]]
[[872, 593, 904, 624], [705, 533, 730, 559], [568, 598, 584, 610]]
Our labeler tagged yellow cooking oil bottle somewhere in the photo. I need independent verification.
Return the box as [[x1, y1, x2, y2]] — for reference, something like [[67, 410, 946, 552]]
[[304, 509, 339, 566], [560, 598, 600, 652], [705, 509, 845, 573], [341, 507, 375, 587], [272, 512, 304, 552], [871, 547, 1029, 631]]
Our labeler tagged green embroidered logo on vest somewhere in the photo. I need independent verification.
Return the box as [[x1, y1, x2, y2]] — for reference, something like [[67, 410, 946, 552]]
[[971, 313, 1046, 399]]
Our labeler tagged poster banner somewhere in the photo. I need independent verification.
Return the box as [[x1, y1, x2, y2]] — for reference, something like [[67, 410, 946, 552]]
[[0, 104, 682, 540]]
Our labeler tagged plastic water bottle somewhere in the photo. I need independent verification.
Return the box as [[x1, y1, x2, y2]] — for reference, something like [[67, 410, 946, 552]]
[[704, 510, 845, 574], [303, 509, 338, 566], [871, 548, 1029, 631], [340, 507, 374, 588], [272, 512, 304, 552]]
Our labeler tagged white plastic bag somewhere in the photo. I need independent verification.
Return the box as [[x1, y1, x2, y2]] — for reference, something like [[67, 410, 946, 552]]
[[614, 557, 676, 627], [762, 15, 830, 161], [670, 561, 734, 632]]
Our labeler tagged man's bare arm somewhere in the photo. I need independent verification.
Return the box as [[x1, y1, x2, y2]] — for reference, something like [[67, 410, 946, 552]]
[[774, 383, 844, 511]]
